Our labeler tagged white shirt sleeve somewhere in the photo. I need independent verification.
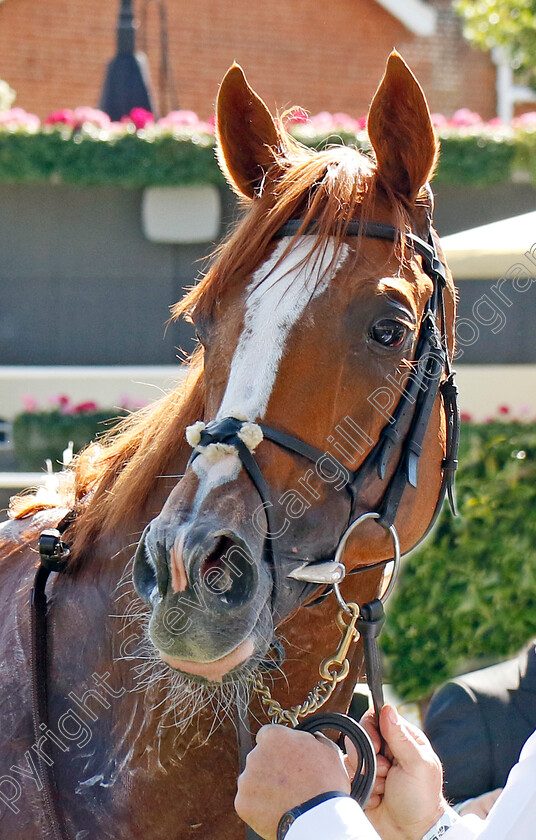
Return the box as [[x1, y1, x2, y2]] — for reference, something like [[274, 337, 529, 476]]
[[286, 797, 381, 840], [286, 729, 536, 840], [445, 728, 536, 840]]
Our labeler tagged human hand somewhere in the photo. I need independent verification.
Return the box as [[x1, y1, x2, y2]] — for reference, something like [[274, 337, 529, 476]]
[[235, 724, 351, 840], [358, 705, 448, 840], [458, 788, 502, 818]]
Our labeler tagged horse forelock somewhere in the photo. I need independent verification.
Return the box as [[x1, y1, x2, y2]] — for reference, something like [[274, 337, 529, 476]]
[[173, 138, 409, 325]]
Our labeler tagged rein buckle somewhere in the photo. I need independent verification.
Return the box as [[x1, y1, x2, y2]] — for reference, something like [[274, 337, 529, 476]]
[[38, 529, 70, 573]]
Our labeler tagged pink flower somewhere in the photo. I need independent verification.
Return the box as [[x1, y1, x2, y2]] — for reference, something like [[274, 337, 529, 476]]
[[309, 111, 337, 130], [157, 109, 214, 133], [431, 113, 448, 128], [22, 394, 39, 412], [72, 107, 111, 130], [498, 404, 510, 415], [158, 110, 198, 127], [450, 108, 483, 127], [48, 393, 71, 412], [460, 411, 472, 423], [125, 108, 154, 130], [513, 111, 536, 128], [73, 400, 99, 413], [0, 108, 40, 130], [45, 109, 76, 127], [487, 117, 503, 127], [331, 112, 361, 132], [284, 107, 309, 126]]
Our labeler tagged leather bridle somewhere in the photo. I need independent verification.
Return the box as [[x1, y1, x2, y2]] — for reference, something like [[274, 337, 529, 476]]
[[188, 215, 459, 599], [30, 208, 459, 838]]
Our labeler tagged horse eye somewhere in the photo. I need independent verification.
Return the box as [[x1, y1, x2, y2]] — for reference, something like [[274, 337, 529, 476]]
[[370, 319, 408, 348], [195, 328, 205, 348]]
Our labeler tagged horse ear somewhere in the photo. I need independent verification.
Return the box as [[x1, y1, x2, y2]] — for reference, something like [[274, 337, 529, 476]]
[[367, 51, 438, 200], [216, 64, 282, 199]]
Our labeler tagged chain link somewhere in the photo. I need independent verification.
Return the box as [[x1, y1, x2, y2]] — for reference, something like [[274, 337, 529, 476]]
[[252, 603, 361, 727]]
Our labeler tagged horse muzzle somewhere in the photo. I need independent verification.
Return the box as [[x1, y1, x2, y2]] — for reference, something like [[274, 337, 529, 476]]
[[133, 506, 273, 681]]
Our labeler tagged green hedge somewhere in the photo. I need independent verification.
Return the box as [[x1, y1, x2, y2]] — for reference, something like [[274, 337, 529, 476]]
[[0, 125, 525, 188], [12, 409, 127, 470], [0, 131, 222, 188], [434, 132, 516, 186], [382, 420, 536, 701]]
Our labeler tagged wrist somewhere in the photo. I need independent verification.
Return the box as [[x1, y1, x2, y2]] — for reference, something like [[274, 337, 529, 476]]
[[419, 803, 459, 840]]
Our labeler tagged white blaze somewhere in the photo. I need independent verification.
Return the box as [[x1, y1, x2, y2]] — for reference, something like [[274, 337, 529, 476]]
[[189, 236, 349, 506], [217, 237, 349, 421]]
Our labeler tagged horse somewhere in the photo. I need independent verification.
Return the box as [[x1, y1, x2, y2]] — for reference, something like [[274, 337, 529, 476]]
[[0, 51, 457, 839]]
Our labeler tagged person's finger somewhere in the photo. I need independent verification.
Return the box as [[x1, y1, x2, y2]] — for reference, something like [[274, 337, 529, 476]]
[[314, 730, 345, 757], [378, 705, 428, 770], [365, 792, 381, 810], [255, 723, 276, 744], [343, 735, 358, 774], [375, 755, 390, 777], [372, 774, 385, 795], [359, 708, 382, 753], [403, 717, 435, 749]]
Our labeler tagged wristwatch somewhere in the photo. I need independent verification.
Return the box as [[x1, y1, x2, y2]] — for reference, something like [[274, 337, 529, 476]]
[[277, 791, 350, 840]]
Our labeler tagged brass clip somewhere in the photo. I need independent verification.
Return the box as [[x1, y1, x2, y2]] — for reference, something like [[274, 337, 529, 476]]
[[319, 602, 360, 683]]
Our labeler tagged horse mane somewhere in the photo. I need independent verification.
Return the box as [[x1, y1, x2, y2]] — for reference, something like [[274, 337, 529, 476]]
[[10, 121, 412, 559]]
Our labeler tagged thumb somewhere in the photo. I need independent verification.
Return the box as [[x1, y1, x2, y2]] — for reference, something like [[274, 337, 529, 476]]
[[379, 705, 426, 771]]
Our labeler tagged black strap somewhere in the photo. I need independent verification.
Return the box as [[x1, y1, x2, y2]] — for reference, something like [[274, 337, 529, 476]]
[[30, 514, 74, 840], [30, 567, 70, 840], [296, 713, 376, 806], [260, 425, 334, 468], [357, 600, 386, 746], [274, 219, 399, 242]]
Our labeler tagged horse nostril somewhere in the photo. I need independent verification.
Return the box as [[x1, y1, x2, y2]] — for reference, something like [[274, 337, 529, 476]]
[[200, 535, 254, 607], [133, 527, 169, 603], [133, 530, 157, 603]]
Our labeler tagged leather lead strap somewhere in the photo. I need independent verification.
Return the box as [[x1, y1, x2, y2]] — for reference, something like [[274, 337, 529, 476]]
[[357, 599, 386, 750]]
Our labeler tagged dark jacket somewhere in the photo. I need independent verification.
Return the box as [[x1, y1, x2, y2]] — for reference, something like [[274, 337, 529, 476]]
[[423, 643, 536, 803]]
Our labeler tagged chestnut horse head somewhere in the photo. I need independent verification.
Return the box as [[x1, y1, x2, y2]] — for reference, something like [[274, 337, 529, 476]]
[[133, 52, 457, 685]]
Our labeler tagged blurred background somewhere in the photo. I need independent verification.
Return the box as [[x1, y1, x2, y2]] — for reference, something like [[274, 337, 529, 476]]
[[0, 0, 535, 706]]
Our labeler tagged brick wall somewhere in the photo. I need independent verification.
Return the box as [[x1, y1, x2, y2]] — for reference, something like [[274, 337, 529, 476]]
[[0, 0, 497, 121]]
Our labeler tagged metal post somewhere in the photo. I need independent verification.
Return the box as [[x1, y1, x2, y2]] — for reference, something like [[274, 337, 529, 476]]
[[99, 0, 155, 120]]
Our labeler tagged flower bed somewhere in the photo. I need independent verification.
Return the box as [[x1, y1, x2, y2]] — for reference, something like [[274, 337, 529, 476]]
[[382, 414, 536, 702], [11, 395, 133, 470], [0, 104, 532, 189]]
